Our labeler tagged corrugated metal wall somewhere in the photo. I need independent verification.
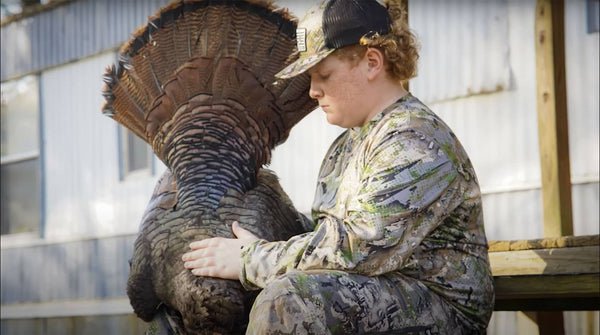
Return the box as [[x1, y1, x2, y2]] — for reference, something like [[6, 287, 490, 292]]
[[1, 0, 171, 81], [408, 0, 599, 240], [564, 0, 600, 238], [40, 51, 165, 240], [1, 235, 134, 304], [410, 0, 512, 104], [1, 0, 597, 333]]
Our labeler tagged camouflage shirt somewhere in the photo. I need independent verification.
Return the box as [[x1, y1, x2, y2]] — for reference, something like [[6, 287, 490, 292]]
[[241, 94, 494, 327]]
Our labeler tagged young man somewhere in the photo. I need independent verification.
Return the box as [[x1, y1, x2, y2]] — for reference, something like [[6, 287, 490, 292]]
[[182, 0, 494, 333]]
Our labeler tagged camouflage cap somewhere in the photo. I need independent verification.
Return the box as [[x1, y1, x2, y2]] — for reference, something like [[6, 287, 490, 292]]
[[276, 0, 391, 79]]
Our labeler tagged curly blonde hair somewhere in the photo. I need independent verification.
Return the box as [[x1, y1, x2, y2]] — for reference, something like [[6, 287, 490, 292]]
[[332, 2, 419, 84]]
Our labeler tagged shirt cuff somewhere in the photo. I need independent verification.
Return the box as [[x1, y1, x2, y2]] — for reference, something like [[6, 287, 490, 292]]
[[239, 239, 263, 291]]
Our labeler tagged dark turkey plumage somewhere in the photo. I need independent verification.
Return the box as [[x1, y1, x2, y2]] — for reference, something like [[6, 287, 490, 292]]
[[100, 1, 317, 334]]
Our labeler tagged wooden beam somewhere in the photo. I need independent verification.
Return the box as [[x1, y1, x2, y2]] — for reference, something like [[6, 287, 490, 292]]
[[534, 0, 572, 329], [494, 273, 600, 311], [489, 235, 599, 252], [495, 273, 600, 299], [489, 245, 599, 276], [497, 297, 600, 312], [535, 0, 573, 237], [538, 312, 566, 335], [491, 235, 600, 312]]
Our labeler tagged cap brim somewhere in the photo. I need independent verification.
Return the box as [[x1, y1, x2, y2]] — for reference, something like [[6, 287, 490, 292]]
[[275, 48, 335, 79]]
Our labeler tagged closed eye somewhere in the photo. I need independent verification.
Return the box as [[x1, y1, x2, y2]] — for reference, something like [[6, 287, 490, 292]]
[[318, 73, 330, 81]]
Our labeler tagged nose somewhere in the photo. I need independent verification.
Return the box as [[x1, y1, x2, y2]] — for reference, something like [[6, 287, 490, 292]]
[[309, 80, 323, 99]]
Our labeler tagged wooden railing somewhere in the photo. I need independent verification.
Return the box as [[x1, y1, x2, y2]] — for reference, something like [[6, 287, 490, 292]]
[[490, 235, 599, 312]]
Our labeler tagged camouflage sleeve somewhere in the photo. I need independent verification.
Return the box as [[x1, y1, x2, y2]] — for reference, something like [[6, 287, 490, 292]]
[[240, 127, 462, 290]]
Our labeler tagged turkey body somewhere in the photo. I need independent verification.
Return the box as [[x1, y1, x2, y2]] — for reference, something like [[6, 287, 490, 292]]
[[124, 58, 315, 334], [101, 1, 317, 334], [129, 165, 311, 334]]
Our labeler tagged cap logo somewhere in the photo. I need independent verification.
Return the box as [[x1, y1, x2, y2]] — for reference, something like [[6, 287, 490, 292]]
[[296, 28, 307, 52]]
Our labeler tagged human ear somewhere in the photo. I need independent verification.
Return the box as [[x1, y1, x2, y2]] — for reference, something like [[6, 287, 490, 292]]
[[365, 48, 384, 80]]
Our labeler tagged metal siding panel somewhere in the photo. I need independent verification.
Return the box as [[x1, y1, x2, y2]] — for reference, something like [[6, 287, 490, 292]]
[[0, 319, 45, 335], [412, 0, 545, 242], [20, 246, 44, 302], [45, 317, 76, 334], [83, 1, 93, 57], [410, 0, 511, 105], [140, 0, 152, 26], [40, 51, 161, 240], [564, 311, 600, 335], [2, 18, 35, 80], [42, 53, 112, 238], [97, 237, 119, 298], [67, 241, 85, 300], [41, 243, 69, 301], [487, 312, 519, 335], [30, 18, 39, 72], [112, 0, 122, 48], [481, 190, 544, 241], [48, 11, 57, 69], [34, 13, 44, 74], [2, 21, 17, 79], [41, 13, 52, 71], [83, 1, 93, 55], [565, 0, 600, 182], [123, 235, 138, 293], [572, 183, 600, 236], [113, 0, 125, 48], [0, 28, 8, 79], [55, 7, 64, 65], [130, 0, 139, 36], [490, 311, 599, 334], [66, 5, 76, 62], [0, 248, 23, 303], [1, 0, 173, 80], [51, 11, 59, 69], [93, 0, 105, 51], [0, 235, 134, 304]]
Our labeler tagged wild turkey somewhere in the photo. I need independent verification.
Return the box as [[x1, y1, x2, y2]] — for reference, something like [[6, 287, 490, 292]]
[[101, 0, 317, 333]]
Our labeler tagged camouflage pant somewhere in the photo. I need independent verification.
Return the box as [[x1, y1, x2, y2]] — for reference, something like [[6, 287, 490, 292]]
[[246, 270, 480, 335]]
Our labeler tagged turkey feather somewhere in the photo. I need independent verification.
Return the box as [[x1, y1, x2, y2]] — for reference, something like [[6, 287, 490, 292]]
[[101, 0, 316, 334]]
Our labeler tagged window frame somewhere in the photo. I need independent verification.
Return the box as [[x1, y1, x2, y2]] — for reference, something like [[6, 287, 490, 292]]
[[1, 74, 43, 237], [587, 0, 600, 33], [118, 124, 154, 181]]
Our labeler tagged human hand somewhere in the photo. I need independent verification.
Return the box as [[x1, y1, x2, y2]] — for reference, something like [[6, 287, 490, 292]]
[[182, 221, 259, 280]]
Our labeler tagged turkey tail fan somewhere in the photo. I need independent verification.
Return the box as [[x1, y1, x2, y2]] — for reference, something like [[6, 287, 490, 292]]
[[101, 1, 317, 334], [101, 0, 316, 167]]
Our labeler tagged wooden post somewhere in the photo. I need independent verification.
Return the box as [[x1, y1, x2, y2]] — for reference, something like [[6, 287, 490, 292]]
[[533, 0, 573, 334], [535, 0, 573, 238], [518, 312, 540, 335]]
